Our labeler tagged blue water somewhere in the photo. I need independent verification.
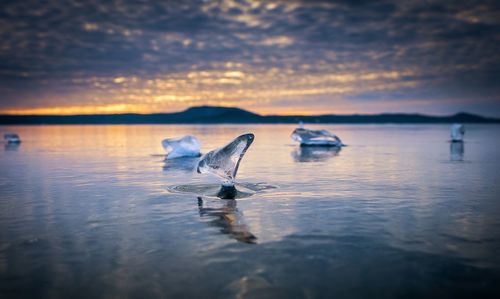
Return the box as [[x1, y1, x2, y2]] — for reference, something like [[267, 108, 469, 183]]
[[1, 124, 499, 298]]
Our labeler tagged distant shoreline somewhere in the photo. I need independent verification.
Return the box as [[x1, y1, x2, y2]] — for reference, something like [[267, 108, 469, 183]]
[[1, 106, 499, 125]]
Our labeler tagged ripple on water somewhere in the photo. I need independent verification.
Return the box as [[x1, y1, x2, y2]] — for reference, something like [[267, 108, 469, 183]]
[[167, 182, 278, 199]]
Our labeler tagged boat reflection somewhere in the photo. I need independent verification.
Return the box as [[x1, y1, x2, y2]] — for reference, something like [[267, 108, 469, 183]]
[[197, 197, 257, 244], [292, 145, 341, 162], [450, 141, 464, 161]]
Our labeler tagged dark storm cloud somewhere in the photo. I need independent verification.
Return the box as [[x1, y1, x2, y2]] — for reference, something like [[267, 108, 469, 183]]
[[0, 0, 499, 115]]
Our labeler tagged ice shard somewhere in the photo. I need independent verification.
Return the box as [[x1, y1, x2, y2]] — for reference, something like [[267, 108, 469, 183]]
[[450, 124, 465, 142], [4, 133, 21, 144], [291, 126, 343, 146], [197, 133, 254, 198], [162, 135, 201, 159]]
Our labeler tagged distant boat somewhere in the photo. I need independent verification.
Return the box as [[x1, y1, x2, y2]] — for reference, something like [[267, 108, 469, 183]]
[[4, 133, 21, 144], [450, 124, 465, 142]]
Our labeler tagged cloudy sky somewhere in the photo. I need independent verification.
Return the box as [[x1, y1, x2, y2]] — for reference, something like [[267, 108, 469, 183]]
[[0, 0, 499, 116]]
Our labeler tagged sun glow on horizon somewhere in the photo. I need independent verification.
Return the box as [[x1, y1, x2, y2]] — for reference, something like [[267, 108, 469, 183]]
[[0, 105, 323, 116], [1, 66, 424, 116]]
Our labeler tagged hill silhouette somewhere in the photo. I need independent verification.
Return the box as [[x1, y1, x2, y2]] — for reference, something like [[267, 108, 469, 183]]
[[0, 106, 499, 124]]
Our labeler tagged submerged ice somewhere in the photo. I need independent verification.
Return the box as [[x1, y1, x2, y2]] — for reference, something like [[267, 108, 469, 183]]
[[197, 133, 254, 191], [4, 133, 21, 143], [162, 135, 201, 159], [291, 126, 343, 146], [450, 124, 465, 142]]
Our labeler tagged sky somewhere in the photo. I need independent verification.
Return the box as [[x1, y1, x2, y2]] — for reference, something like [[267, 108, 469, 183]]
[[0, 0, 499, 116]]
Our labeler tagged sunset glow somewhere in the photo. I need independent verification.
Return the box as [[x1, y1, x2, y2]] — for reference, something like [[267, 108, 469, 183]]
[[0, 0, 499, 116]]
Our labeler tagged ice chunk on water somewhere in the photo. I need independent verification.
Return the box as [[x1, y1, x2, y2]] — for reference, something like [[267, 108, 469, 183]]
[[197, 133, 254, 187], [162, 135, 201, 159], [4, 133, 21, 143], [291, 126, 343, 146], [450, 124, 465, 142]]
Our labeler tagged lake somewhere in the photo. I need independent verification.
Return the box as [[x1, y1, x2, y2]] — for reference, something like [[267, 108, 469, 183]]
[[1, 124, 500, 298]]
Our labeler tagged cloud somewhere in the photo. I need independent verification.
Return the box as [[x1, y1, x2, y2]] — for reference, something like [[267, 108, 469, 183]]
[[0, 0, 499, 116], [258, 35, 294, 47]]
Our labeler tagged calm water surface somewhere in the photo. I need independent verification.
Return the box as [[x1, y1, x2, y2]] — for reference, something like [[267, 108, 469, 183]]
[[1, 124, 500, 298]]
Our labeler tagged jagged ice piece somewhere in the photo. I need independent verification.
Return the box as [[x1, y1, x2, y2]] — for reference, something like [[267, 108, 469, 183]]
[[291, 127, 343, 146], [450, 124, 465, 142], [4, 133, 21, 143], [197, 133, 254, 187], [162, 135, 201, 159]]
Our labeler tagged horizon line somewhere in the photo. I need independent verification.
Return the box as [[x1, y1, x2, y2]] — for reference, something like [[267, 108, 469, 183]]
[[0, 105, 494, 119]]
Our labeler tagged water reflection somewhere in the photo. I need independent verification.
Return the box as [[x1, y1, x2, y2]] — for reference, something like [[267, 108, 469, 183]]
[[197, 197, 257, 244], [4, 142, 20, 151], [292, 146, 341, 162], [450, 142, 464, 161], [1, 124, 500, 298], [162, 156, 199, 172]]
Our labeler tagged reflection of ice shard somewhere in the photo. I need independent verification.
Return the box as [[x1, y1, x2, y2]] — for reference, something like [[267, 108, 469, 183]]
[[197, 133, 254, 188], [291, 127, 343, 146], [292, 146, 341, 162], [5, 143, 20, 151], [198, 197, 256, 244], [450, 124, 465, 142], [4, 133, 21, 144], [162, 156, 199, 172], [162, 135, 201, 159], [450, 142, 464, 161]]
